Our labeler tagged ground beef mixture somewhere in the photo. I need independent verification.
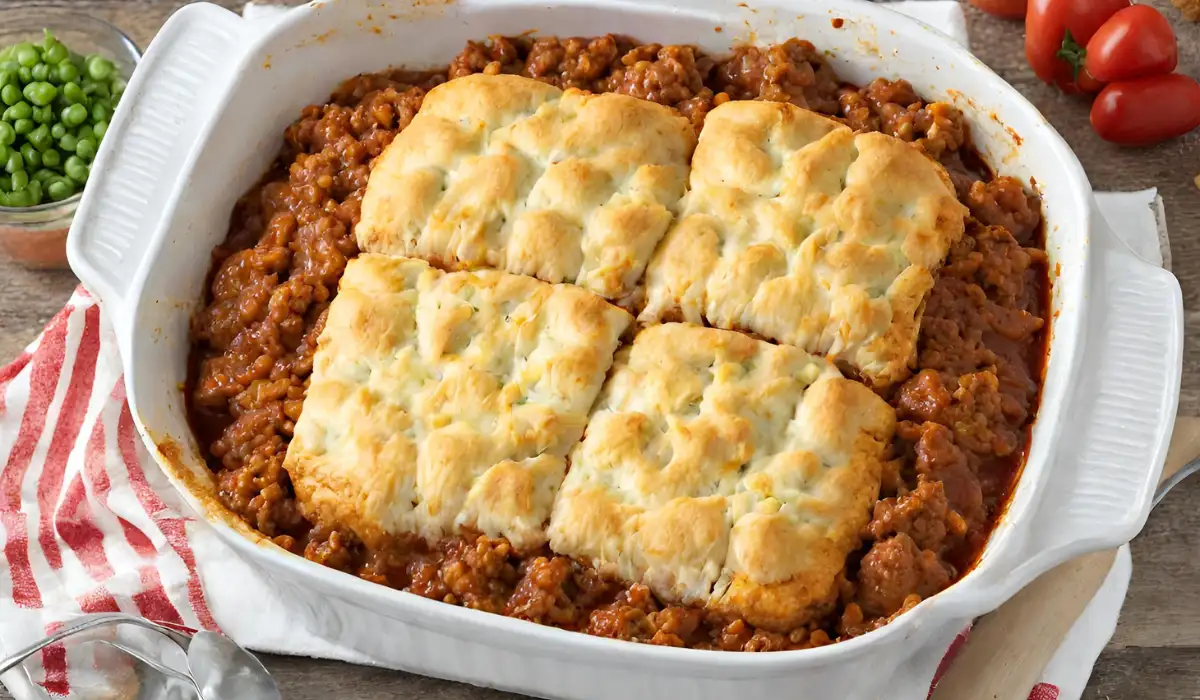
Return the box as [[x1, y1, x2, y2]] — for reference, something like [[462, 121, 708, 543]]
[[187, 35, 1049, 651]]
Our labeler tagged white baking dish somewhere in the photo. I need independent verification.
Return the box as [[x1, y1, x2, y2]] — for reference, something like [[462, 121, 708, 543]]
[[66, 1, 1183, 698]]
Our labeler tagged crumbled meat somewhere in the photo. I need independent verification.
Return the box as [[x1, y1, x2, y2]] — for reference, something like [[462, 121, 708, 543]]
[[840, 78, 967, 158], [524, 35, 621, 89], [604, 43, 713, 106], [895, 369, 953, 423], [448, 35, 524, 79], [867, 477, 967, 552], [714, 38, 840, 113], [856, 533, 953, 617], [586, 584, 659, 641], [909, 422, 985, 528], [967, 176, 1043, 245]]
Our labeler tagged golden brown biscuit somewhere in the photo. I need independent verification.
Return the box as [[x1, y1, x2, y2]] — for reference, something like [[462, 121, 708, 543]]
[[547, 323, 895, 630], [357, 74, 696, 302], [639, 100, 967, 385], [285, 254, 632, 552]]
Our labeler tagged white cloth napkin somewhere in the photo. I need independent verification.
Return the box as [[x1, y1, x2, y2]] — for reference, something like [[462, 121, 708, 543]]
[[0, 3, 1166, 700]]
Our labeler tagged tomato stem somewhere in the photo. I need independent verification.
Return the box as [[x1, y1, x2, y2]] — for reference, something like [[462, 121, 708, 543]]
[[1056, 29, 1087, 80]]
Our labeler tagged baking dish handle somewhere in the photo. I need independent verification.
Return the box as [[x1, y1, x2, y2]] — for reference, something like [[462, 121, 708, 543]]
[[1010, 199, 1182, 582], [66, 3, 250, 346]]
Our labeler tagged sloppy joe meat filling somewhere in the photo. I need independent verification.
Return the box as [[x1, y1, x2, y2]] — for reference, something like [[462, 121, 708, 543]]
[[187, 35, 1048, 651]]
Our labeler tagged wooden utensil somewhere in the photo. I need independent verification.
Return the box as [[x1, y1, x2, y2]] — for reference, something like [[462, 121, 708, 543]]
[[930, 416, 1200, 700]]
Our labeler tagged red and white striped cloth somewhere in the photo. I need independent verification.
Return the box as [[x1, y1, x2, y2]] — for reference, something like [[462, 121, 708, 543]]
[[0, 291, 188, 695], [0, 289, 221, 699]]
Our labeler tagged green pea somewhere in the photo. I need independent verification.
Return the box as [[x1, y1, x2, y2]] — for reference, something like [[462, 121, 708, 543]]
[[4, 101, 31, 120], [14, 44, 40, 68], [20, 144, 40, 169], [0, 61, 18, 74], [91, 101, 110, 123], [40, 148, 60, 168], [75, 138, 96, 161], [61, 102, 86, 127], [31, 168, 55, 184], [28, 124, 50, 150], [56, 61, 79, 85], [30, 63, 49, 82], [12, 118, 32, 136], [61, 81, 83, 104], [38, 105, 54, 125], [23, 81, 57, 107], [74, 123, 92, 139], [0, 175, 9, 192], [0, 121, 14, 146], [47, 178, 73, 201], [6, 150, 23, 173], [81, 80, 110, 99], [111, 78, 126, 98], [0, 145, 8, 164], [16, 66, 31, 83], [25, 179, 42, 205], [64, 155, 87, 184], [1, 84, 21, 107], [58, 133, 77, 152], [43, 43, 69, 66], [0, 71, 13, 89], [10, 169, 28, 191], [91, 120, 107, 140], [85, 56, 115, 81], [50, 123, 65, 140]]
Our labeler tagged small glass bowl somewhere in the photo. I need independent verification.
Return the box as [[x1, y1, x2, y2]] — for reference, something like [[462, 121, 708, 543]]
[[0, 12, 140, 270]]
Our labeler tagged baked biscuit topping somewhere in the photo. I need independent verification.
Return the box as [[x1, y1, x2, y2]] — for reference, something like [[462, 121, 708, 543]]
[[357, 74, 696, 302], [284, 254, 632, 552], [640, 100, 968, 385], [548, 323, 895, 631]]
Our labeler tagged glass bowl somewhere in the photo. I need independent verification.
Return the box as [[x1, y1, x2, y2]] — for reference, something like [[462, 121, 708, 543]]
[[0, 11, 140, 270]]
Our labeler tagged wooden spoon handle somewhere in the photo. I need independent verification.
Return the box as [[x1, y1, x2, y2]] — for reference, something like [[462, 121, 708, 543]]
[[930, 415, 1200, 700]]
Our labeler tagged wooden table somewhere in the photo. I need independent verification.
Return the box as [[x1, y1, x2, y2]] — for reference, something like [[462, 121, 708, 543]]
[[0, 1, 1196, 698]]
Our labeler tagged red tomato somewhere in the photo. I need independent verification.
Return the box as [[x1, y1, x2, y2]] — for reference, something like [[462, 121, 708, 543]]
[[1091, 74, 1200, 146], [1085, 6, 1178, 82], [968, 0, 1027, 19], [1026, 0, 1129, 93]]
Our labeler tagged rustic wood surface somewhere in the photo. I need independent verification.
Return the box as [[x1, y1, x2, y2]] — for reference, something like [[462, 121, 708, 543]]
[[0, 0, 1196, 698]]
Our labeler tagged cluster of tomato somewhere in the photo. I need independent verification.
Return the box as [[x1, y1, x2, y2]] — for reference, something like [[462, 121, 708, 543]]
[[970, 0, 1200, 147]]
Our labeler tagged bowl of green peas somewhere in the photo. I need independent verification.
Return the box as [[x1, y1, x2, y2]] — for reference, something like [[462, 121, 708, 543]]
[[0, 12, 138, 269]]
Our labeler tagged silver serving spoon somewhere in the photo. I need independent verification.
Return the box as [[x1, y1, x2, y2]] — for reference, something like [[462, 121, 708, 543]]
[[185, 629, 280, 700], [93, 638, 193, 685]]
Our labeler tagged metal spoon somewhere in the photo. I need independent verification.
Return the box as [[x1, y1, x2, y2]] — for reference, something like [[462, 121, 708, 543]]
[[185, 629, 280, 700], [1154, 457, 1200, 508], [93, 638, 194, 685]]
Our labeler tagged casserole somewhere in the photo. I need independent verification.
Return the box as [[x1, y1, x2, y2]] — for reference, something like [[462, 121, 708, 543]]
[[66, 0, 1183, 698]]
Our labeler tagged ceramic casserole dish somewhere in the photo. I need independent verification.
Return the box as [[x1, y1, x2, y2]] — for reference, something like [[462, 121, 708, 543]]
[[66, 1, 1183, 698]]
